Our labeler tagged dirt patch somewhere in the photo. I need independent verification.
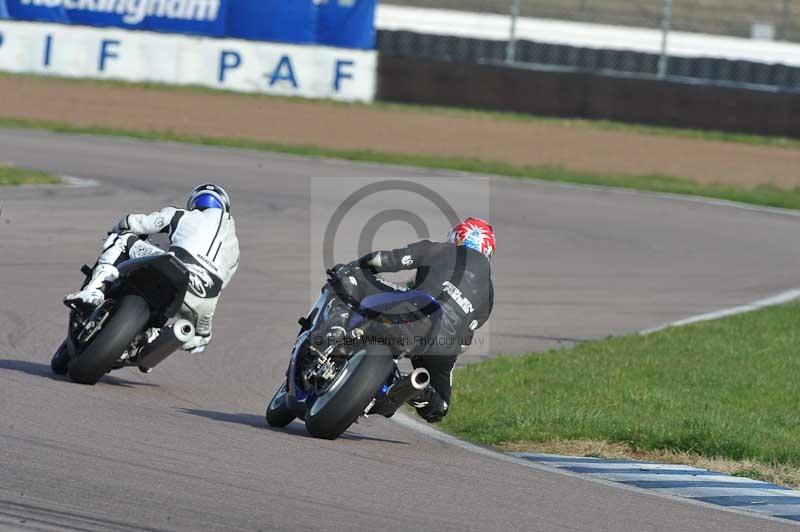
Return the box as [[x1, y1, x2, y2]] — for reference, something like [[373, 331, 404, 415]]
[[501, 440, 800, 489], [1, 75, 799, 188]]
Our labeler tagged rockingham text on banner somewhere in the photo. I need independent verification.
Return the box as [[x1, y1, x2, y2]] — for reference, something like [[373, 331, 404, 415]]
[[0, 0, 376, 49]]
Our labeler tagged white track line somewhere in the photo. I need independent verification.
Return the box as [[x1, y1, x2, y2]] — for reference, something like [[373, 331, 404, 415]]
[[640, 289, 800, 335], [60, 175, 99, 187]]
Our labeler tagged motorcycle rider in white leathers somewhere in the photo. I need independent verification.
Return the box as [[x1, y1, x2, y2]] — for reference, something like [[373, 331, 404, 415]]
[[64, 184, 240, 354]]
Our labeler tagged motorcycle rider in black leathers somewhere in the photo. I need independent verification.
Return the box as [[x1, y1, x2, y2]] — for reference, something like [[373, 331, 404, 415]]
[[326, 217, 495, 423]]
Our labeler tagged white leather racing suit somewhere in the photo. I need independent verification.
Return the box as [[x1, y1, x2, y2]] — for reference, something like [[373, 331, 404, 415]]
[[94, 206, 240, 349]]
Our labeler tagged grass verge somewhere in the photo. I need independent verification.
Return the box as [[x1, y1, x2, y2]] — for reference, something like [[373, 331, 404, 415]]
[[0, 164, 60, 185], [440, 302, 800, 487], [4, 116, 800, 210]]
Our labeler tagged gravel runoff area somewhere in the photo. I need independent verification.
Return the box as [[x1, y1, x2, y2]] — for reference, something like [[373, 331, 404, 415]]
[[0, 75, 799, 189]]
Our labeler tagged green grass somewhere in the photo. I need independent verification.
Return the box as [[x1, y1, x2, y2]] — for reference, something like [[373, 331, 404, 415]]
[[440, 302, 800, 466], [4, 115, 800, 210], [0, 165, 60, 185]]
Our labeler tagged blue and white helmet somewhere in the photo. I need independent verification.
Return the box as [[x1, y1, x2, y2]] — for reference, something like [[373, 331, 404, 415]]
[[187, 183, 231, 213]]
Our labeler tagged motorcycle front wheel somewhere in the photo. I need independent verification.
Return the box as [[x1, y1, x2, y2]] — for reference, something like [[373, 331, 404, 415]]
[[50, 340, 69, 375], [265, 380, 295, 428]]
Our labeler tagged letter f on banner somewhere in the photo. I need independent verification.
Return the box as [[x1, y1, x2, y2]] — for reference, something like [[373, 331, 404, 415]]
[[334, 59, 354, 92], [99, 39, 120, 72]]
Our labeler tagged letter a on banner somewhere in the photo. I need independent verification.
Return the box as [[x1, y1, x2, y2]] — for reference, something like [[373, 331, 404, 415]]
[[268, 55, 298, 88]]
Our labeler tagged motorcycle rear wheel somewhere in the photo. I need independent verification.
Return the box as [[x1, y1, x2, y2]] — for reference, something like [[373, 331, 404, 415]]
[[305, 344, 394, 440], [68, 295, 150, 385]]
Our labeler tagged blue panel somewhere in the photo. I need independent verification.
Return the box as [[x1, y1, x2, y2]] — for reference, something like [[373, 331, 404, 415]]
[[525, 456, 639, 465], [564, 466, 723, 476], [623, 480, 790, 490], [358, 290, 440, 317], [695, 495, 800, 507], [317, 0, 375, 48], [226, 0, 316, 44], [0, 0, 376, 49]]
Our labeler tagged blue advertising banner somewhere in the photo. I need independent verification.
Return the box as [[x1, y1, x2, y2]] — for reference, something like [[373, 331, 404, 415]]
[[317, 0, 375, 49], [225, 0, 314, 44], [0, 0, 376, 49]]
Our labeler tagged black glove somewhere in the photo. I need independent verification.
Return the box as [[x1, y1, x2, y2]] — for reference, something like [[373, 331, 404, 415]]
[[326, 263, 347, 282], [326, 262, 361, 283]]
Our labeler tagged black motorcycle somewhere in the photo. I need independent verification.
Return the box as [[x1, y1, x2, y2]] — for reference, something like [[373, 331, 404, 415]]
[[51, 254, 196, 385], [266, 272, 440, 440]]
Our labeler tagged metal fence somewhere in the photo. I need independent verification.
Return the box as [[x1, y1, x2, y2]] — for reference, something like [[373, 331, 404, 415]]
[[389, 0, 800, 41], [379, 1, 800, 92]]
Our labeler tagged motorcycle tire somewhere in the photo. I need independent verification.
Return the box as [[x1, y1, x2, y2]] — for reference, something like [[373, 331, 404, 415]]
[[266, 381, 295, 428], [305, 344, 394, 440], [68, 295, 150, 385], [50, 340, 69, 375]]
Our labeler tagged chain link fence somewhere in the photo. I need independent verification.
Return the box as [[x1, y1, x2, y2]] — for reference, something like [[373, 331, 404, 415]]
[[378, 1, 800, 91]]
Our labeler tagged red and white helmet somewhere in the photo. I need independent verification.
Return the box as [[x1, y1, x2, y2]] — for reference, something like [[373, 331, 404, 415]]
[[447, 217, 496, 259]]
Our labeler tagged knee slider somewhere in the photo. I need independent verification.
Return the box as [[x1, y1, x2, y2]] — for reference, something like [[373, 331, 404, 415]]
[[93, 263, 119, 284]]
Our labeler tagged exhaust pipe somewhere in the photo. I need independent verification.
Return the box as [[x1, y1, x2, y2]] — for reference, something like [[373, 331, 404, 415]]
[[369, 368, 430, 417], [409, 367, 430, 390], [137, 319, 195, 371]]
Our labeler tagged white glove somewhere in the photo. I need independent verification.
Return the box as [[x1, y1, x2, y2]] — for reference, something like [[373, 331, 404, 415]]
[[183, 333, 211, 354], [111, 215, 130, 235]]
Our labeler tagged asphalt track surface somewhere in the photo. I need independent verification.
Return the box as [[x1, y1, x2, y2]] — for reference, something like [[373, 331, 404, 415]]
[[2, 128, 799, 532]]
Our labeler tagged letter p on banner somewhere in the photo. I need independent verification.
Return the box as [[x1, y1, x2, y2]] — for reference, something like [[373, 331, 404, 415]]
[[218, 50, 241, 82]]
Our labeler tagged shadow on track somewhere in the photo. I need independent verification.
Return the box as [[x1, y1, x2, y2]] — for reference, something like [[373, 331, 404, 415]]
[[0, 358, 159, 388], [176, 408, 410, 445]]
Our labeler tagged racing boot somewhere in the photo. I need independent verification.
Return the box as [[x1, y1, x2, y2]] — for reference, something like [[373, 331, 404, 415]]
[[64, 263, 119, 309], [408, 385, 449, 424], [64, 232, 135, 309]]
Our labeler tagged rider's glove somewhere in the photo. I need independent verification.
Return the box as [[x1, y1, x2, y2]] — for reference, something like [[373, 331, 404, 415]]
[[111, 216, 131, 235], [183, 333, 211, 354], [326, 263, 347, 282]]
